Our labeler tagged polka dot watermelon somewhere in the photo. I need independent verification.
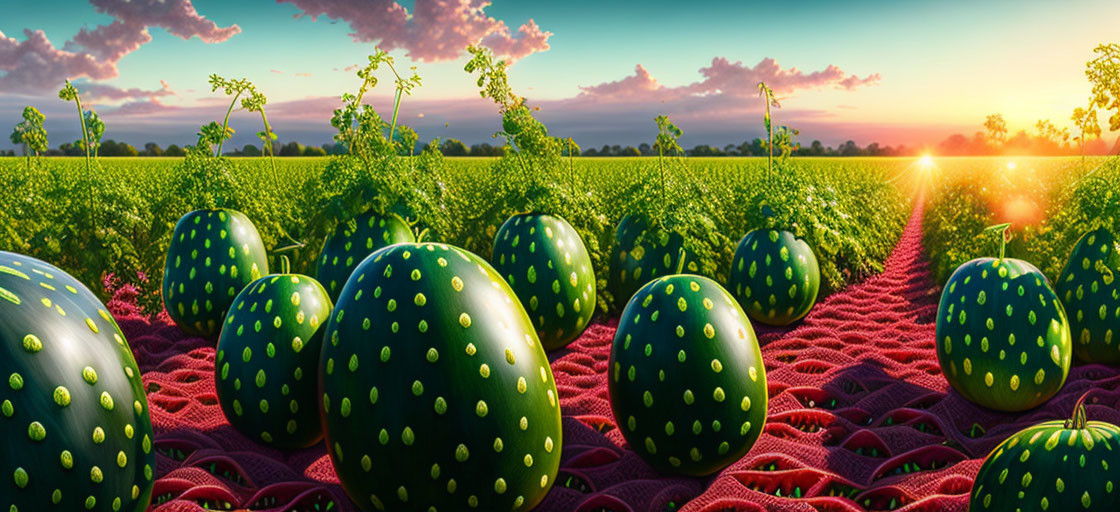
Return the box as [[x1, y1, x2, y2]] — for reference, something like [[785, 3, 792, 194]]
[[1, 251, 155, 512], [215, 267, 333, 450], [609, 274, 767, 476], [970, 394, 1120, 511], [1056, 228, 1120, 363], [936, 257, 1072, 411], [162, 209, 268, 337], [319, 243, 561, 511], [316, 210, 415, 302], [492, 213, 596, 350]]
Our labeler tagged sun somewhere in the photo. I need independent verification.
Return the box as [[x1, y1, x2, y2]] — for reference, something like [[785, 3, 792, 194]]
[[918, 155, 934, 167]]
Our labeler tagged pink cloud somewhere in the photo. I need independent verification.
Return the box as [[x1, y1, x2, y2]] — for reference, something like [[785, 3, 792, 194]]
[[0, 0, 238, 93], [271, 69, 285, 74], [294, 72, 312, 77], [279, 0, 551, 63], [109, 98, 179, 116], [578, 57, 880, 104], [80, 79, 175, 101], [577, 65, 663, 101], [0, 29, 116, 91]]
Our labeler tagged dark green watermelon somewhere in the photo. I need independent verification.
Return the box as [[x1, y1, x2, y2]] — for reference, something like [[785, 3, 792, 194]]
[[609, 274, 767, 476], [1, 251, 155, 512], [163, 209, 269, 337], [316, 210, 415, 302], [935, 258, 1072, 411], [970, 394, 1120, 511], [215, 263, 333, 450], [319, 243, 561, 511], [1056, 228, 1120, 363], [492, 213, 596, 350], [609, 214, 697, 308], [728, 229, 820, 326]]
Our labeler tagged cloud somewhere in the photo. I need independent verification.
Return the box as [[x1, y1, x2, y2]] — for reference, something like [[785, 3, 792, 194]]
[[578, 57, 880, 104], [577, 65, 663, 101], [0, 0, 238, 94], [280, 0, 551, 63], [80, 79, 175, 101], [270, 69, 285, 74], [109, 98, 179, 116], [294, 72, 312, 77]]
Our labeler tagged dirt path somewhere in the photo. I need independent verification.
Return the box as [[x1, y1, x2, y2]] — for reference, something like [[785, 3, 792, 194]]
[[115, 197, 1120, 511]]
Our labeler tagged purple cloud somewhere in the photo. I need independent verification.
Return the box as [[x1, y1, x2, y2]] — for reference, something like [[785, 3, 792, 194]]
[[0, 0, 238, 94], [279, 0, 552, 63]]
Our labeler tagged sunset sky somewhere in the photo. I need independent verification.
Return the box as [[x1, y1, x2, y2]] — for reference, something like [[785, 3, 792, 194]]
[[1, 0, 1117, 151]]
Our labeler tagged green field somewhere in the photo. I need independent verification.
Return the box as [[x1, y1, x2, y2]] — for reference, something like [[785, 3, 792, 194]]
[[9, 154, 1110, 317]]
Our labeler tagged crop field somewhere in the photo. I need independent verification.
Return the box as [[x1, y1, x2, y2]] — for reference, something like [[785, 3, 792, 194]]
[[3, 9, 1120, 511]]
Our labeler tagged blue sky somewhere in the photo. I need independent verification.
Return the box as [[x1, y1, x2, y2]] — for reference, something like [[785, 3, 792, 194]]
[[1, 0, 1118, 150]]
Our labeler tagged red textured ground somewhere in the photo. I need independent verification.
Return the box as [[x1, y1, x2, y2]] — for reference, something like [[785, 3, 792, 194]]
[[110, 199, 1120, 512]]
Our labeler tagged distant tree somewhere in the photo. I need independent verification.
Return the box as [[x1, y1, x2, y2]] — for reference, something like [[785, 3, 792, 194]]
[[278, 141, 303, 156], [620, 146, 641, 157], [582, 147, 599, 156], [239, 144, 261, 157], [100, 139, 138, 157], [469, 143, 505, 156], [439, 138, 468, 156], [838, 140, 861, 156], [806, 140, 826, 156], [722, 144, 738, 156], [164, 144, 186, 157], [142, 142, 164, 157], [688, 144, 722, 157], [302, 145, 327, 157], [638, 142, 653, 156], [983, 114, 1007, 146]]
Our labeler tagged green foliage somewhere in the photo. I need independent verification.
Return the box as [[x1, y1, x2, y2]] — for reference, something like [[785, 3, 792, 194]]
[[0, 156, 911, 316], [924, 157, 1120, 286]]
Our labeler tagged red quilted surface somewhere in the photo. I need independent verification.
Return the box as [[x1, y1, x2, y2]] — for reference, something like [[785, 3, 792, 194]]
[[107, 199, 1120, 512]]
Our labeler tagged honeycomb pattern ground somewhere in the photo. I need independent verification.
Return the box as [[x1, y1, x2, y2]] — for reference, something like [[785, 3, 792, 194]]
[[107, 198, 1120, 512]]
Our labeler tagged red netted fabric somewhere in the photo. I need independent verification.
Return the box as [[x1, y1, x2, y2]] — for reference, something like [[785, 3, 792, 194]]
[[111, 199, 1120, 512]]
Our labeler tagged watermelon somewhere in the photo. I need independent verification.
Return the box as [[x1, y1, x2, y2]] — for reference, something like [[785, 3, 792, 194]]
[[216, 258, 333, 450], [728, 229, 820, 326], [1056, 228, 1120, 363], [1, 251, 155, 512], [492, 213, 596, 350], [970, 393, 1120, 511], [316, 209, 415, 302], [609, 274, 768, 476], [163, 209, 268, 337], [935, 257, 1072, 411], [319, 243, 561, 511], [609, 214, 697, 308]]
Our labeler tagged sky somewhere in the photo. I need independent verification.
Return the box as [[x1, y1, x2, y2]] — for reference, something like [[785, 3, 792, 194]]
[[1, 0, 1118, 151]]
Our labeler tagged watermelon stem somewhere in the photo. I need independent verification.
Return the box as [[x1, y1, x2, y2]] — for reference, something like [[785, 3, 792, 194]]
[[675, 247, 686, 274], [279, 255, 290, 275], [1066, 391, 1093, 430], [416, 228, 430, 243], [983, 223, 1012, 260]]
